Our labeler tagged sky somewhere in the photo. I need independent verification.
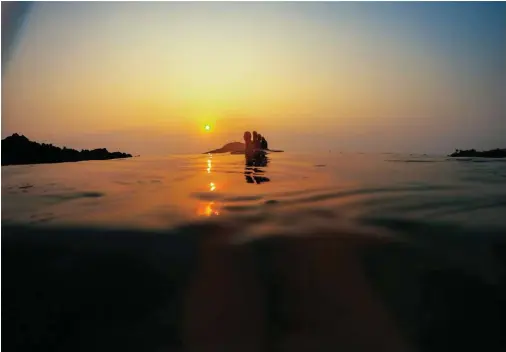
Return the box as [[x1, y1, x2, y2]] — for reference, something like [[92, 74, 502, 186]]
[[2, 1, 505, 155]]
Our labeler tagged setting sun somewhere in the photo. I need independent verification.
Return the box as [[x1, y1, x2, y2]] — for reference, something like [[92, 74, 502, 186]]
[[2, 2, 505, 156], [2, 3, 506, 351]]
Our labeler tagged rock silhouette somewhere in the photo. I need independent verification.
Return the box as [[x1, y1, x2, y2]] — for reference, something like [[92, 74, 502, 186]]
[[204, 142, 284, 155], [449, 148, 506, 158], [2, 133, 132, 166], [204, 142, 246, 154]]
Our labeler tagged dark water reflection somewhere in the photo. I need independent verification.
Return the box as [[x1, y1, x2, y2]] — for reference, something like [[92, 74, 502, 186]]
[[245, 152, 270, 184], [3, 223, 505, 352]]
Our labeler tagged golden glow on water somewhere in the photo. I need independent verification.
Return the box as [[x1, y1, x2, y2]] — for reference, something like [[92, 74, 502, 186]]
[[1, 151, 341, 227], [207, 202, 219, 216], [196, 155, 221, 217], [197, 202, 220, 217], [5, 153, 500, 230]]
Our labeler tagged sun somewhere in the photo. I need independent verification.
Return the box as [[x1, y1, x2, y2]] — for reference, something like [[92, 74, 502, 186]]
[[204, 124, 211, 131]]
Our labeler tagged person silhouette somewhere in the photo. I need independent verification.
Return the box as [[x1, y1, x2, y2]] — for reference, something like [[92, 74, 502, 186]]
[[257, 134, 264, 149], [261, 135, 268, 150], [244, 131, 252, 145], [244, 131, 254, 157], [252, 131, 259, 150], [242, 130, 270, 183]]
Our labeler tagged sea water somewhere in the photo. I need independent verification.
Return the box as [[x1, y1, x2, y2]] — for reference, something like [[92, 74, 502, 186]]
[[2, 153, 506, 351]]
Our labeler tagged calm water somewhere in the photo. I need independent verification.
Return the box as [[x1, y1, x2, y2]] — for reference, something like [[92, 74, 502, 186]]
[[3, 153, 506, 351], [3, 152, 506, 230]]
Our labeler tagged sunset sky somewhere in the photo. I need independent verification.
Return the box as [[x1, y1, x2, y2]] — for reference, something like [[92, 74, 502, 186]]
[[2, 2, 505, 155]]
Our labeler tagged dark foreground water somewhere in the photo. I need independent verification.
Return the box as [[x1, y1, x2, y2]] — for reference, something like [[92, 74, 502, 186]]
[[2, 153, 506, 351]]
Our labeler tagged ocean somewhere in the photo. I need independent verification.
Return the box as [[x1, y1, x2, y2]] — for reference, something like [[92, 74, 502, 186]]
[[2, 152, 506, 351]]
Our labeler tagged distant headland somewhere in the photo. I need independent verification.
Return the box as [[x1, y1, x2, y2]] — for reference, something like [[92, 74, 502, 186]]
[[2, 133, 133, 166], [449, 148, 506, 158]]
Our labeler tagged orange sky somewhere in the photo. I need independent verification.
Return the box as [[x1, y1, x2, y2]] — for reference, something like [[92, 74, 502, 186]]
[[2, 2, 505, 154]]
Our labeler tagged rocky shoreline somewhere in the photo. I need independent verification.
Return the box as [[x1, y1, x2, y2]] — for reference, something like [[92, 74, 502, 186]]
[[449, 148, 506, 158], [2, 133, 132, 166]]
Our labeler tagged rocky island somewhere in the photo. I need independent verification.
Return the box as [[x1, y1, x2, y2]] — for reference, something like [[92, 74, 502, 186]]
[[204, 142, 246, 154], [449, 148, 506, 158], [2, 133, 133, 166], [204, 142, 284, 154]]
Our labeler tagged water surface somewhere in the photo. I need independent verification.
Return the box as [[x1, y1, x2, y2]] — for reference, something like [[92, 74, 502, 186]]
[[3, 153, 506, 351], [3, 152, 506, 231]]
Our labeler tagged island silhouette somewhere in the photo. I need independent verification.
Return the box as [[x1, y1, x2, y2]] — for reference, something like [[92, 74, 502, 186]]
[[204, 142, 246, 154], [204, 142, 284, 154], [449, 148, 506, 158], [2, 133, 132, 166]]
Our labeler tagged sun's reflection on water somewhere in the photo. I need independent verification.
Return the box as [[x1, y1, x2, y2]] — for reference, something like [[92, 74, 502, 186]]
[[197, 155, 221, 217], [197, 201, 220, 217]]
